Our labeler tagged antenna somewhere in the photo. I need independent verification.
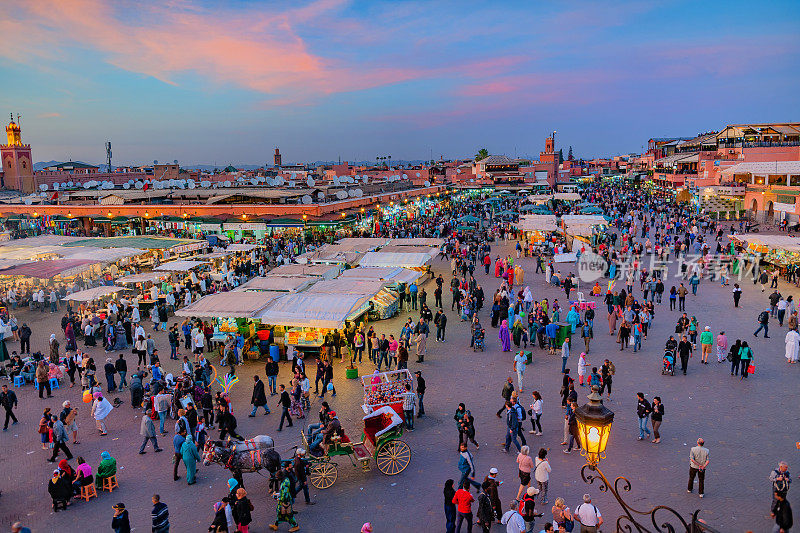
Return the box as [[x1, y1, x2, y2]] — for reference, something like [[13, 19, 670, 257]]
[[106, 141, 113, 173]]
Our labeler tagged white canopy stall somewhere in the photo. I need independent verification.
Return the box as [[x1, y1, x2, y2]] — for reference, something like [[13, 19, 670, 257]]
[[518, 215, 558, 232], [175, 291, 282, 318], [234, 275, 318, 293], [358, 251, 432, 270], [267, 263, 342, 280], [257, 293, 371, 329], [154, 260, 209, 272], [338, 267, 424, 285], [63, 285, 128, 302]]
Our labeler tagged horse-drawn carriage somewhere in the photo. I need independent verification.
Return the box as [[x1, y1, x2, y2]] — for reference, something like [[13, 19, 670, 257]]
[[303, 405, 411, 489]]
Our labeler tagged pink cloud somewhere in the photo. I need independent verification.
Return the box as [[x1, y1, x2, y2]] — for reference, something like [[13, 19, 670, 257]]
[[37, 112, 61, 118], [1, 0, 426, 101]]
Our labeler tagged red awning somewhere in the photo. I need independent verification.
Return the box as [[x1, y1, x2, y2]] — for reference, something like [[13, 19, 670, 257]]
[[0, 259, 100, 279]]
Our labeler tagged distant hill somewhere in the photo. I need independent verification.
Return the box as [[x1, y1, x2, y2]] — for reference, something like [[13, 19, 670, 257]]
[[34, 159, 436, 172]]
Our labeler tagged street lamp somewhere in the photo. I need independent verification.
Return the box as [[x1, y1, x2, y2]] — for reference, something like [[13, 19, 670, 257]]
[[574, 388, 614, 467], [575, 387, 717, 533]]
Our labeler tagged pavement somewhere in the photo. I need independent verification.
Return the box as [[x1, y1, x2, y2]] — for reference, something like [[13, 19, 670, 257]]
[[1, 235, 798, 532]]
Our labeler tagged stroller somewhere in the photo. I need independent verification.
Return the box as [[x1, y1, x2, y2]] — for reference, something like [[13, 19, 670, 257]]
[[472, 328, 485, 352], [662, 349, 675, 376]]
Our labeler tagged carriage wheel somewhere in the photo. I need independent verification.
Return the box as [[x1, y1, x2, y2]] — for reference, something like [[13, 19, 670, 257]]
[[376, 439, 411, 476], [309, 461, 338, 489]]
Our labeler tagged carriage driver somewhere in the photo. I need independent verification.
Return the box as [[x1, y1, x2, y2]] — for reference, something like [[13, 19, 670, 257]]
[[309, 411, 343, 455]]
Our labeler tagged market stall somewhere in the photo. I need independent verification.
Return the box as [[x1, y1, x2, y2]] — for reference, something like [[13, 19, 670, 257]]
[[234, 275, 318, 293], [154, 259, 209, 272], [267, 263, 342, 280], [337, 267, 425, 286], [361, 369, 414, 416], [62, 285, 128, 302], [358, 251, 432, 270]]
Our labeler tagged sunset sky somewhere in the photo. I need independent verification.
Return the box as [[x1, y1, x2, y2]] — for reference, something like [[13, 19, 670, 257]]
[[1, 0, 798, 165]]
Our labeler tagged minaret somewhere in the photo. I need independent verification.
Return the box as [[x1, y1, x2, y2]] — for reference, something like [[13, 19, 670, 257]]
[[1, 114, 34, 192], [274, 148, 282, 167]]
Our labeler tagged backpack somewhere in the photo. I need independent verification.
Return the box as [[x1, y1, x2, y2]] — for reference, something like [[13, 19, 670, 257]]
[[515, 403, 526, 421]]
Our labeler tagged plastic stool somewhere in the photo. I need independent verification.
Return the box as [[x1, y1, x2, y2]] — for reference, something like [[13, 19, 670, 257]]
[[12, 376, 24, 387], [79, 482, 97, 501], [102, 474, 118, 492], [49, 377, 60, 390]]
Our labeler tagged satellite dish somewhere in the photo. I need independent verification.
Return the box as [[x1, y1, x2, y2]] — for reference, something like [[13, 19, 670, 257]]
[[135, 181, 143, 189], [52, 182, 60, 190], [336, 190, 347, 200], [122, 182, 131, 189], [402, 173, 408, 179], [317, 192, 325, 200], [224, 180, 231, 188], [288, 181, 295, 188], [416, 172, 421, 177], [348, 189, 357, 198], [250, 178, 259, 186], [363, 175, 369, 183], [188, 182, 196, 189], [306, 177, 315, 187], [332, 176, 340, 186], [40, 191, 48, 197], [24, 198, 32, 205], [424, 180, 431, 187], [201, 180, 211, 188], [456, 169, 461, 174], [301, 195, 312, 204], [39, 184, 48, 191], [67, 181, 74, 187]]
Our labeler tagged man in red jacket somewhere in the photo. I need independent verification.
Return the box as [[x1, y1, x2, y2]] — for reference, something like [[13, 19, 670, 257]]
[[452, 481, 475, 533]]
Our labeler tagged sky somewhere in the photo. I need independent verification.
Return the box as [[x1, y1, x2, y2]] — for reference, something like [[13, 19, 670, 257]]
[[1, 0, 799, 166]]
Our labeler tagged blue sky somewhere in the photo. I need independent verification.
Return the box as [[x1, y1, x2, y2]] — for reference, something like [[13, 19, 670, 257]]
[[1, 0, 798, 165]]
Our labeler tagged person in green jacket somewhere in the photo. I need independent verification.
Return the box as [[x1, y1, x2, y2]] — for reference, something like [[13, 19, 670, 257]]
[[738, 341, 753, 380], [96, 451, 117, 486], [699, 326, 713, 365], [180, 434, 202, 485]]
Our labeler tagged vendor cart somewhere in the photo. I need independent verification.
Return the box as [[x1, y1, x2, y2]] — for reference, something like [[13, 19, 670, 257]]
[[303, 405, 412, 489]]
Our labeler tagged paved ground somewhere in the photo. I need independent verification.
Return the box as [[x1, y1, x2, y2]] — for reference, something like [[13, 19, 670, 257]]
[[2, 237, 798, 532]]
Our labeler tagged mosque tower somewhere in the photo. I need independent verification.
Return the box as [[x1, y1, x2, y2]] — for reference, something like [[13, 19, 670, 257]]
[[1, 114, 34, 192]]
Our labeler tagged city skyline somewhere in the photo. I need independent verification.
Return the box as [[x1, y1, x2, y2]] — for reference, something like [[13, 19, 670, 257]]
[[1, 0, 799, 165]]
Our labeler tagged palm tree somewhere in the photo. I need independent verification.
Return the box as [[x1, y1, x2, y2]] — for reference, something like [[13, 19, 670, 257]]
[[475, 148, 489, 161]]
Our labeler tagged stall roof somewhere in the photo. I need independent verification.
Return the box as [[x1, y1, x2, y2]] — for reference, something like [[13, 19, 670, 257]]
[[386, 238, 444, 247], [234, 275, 318, 293], [334, 237, 389, 251], [175, 291, 283, 318], [267, 263, 342, 279], [732, 233, 800, 252], [154, 260, 209, 272], [378, 245, 440, 256], [337, 267, 423, 285], [0, 235, 84, 248], [62, 247, 145, 262], [63, 285, 128, 302], [63, 236, 200, 250], [358, 251, 432, 269], [306, 278, 387, 295], [257, 293, 370, 329], [226, 243, 260, 252], [0, 258, 100, 279], [295, 245, 366, 265], [517, 215, 558, 232], [117, 272, 170, 284]]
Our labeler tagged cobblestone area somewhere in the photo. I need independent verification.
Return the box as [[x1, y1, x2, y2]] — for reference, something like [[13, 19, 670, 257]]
[[1, 239, 797, 532]]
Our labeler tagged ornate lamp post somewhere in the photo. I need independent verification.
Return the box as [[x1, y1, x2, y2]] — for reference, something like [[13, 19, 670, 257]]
[[574, 388, 717, 533]]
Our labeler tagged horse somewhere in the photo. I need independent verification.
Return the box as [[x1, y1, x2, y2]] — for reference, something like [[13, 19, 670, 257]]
[[202, 435, 279, 488]]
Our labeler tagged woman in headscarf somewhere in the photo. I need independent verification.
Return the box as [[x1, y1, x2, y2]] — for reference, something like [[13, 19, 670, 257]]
[[64, 321, 76, 352], [499, 320, 511, 352], [49, 334, 60, 364], [47, 469, 71, 511], [522, 286, 533, 314], [511, 317, 523, 348], [414, 331, 427, 362], [181, 433, 202, 485], [96, 451, 117, 487], [91, 392, 113, 435], [566, 306, 580, 333], [270, 470, 299, 532]]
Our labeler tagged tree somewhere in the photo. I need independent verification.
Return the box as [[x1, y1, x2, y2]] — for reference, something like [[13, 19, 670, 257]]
[[558, 149, 564, 164], [475, 148, 489, 161], [568, 146, 574, 161]]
